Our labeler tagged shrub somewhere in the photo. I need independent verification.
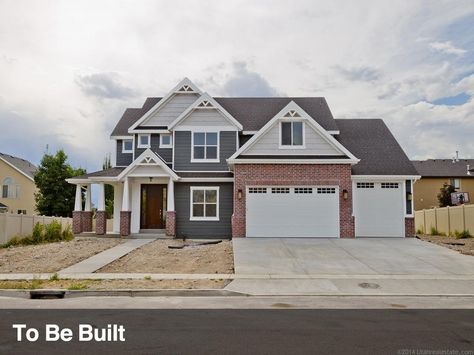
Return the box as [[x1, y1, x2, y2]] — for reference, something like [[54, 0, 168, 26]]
[[1, 220, 74, 248], [49, 273, 59, 281], [31, 223, 45, 244], [430, 227, 440, 236], [61, 225, 74, 241], [454, 230, 472, 239], [44, 221, 62, 242], [416, 228, 424, 235]]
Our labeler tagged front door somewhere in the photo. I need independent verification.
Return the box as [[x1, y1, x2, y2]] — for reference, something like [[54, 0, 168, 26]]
[[140, 184, 167, 229]]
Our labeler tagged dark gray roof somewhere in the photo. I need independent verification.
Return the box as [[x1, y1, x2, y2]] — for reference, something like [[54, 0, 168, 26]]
[[335, 119, 419, 176], [412, 159, 474, 178], [73, 167, 125, 180], [111, 97, 339, 136], [0, 202, 7, 209], [0, 153, 37, 179]]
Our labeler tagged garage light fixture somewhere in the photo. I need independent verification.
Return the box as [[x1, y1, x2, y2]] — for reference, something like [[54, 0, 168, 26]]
[[406, 192, 412, 201], [238, 189, 243, 200], [342, 189, 348, 200]]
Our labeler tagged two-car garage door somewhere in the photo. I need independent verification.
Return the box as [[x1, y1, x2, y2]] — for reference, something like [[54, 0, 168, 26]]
[[246, 186, 339, 238]]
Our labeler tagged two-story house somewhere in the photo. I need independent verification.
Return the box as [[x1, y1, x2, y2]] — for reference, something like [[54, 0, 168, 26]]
[[68, 78, 419, 238]]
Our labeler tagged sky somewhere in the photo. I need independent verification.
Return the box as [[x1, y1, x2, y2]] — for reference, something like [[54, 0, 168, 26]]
[[1, 0, 473, 174]]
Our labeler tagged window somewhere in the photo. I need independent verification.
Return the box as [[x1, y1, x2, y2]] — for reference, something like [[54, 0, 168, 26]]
[[192, 132, 219, 161], [294, 187, 313, 194], [450, 178, 461, 190], [17, 210, 26, 215], [381, 183, 399, 189], [271, 187, 290, 194], [317, 187, 336, 194], [357, 182, 374, 189], [280, 121, 303, 147], [2, 177, 17, 199], [137, 134, 150, 148], [249, 187, 267, 194], [405, 180, 413, 215], [160, 134, 172, 148], [122, 139, 133, 153], [190, 187, 219, 220]]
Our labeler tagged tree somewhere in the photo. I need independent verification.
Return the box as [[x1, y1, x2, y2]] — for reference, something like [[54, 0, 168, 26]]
[[34, 150, 86, 217], [103, 154, 114, 218], [437, 183, 455, 207]]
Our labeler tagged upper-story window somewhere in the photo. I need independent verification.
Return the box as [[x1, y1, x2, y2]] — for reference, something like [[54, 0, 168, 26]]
[[450, 178, 461, 190], [122, 139, 133, 153], [192, 132, 219, 162], [160, 134, 172, 148], [280, 121, 304, 148], [2, 177, 18, 199], [138, 134, 151, 149]]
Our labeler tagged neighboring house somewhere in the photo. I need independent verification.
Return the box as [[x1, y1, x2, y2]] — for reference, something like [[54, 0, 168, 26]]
[[67, 78, 419, 238], [412, 159, 474, 210], [0, 153, 38, 215]]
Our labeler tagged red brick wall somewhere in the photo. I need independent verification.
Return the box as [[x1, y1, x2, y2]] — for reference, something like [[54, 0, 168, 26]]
[[232, 164, 354, 238], [81, 211, 93, 233], [120, 211, 131, 236], [405, 217, 415, 237], [166, 211, 176, 237], [72, 211, 82, 234], [95, 211, 106, 235]]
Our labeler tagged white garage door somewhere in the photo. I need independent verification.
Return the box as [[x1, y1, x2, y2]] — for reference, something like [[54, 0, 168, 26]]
[[353, 182, 404, 237], [246, 186, 340, 238]]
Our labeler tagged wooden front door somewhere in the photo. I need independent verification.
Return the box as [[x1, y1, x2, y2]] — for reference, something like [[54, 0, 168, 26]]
[[140, 184, 167, 229]]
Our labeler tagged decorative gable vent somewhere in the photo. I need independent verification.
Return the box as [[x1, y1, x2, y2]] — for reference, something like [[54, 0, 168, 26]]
[[197, 100, 213, 108], [140, 156, 157, 165], [177, 84, 195, 92], [284, 110, 301, 118]]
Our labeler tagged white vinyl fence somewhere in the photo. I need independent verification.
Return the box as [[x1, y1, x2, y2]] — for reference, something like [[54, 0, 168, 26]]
[[0, 214, 73, 244]]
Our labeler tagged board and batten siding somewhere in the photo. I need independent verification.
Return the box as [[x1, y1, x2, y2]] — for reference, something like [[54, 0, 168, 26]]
[[116, 140, 133, 166], [244, 121, 340, 155], [173, 131, 237, 171], [175, 182, 233, 238], [141, 93, 199, 127], [177, 109, 236, 128], [135, 134, 173, 163]]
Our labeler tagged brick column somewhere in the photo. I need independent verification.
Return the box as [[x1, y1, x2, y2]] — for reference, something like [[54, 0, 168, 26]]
[[231, 215, 245, 238], [120, 211, 131, 236], [72, 211, 82, 234], [81, 211, 93, 232], [96, 211, 107, 235], [166, 211, 176, 237], [405, 217, 415, 237]]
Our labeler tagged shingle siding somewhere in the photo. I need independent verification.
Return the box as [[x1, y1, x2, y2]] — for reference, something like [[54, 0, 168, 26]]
[[135, 134, 173, 163], [173, 131, 236, 171], [116, 140, 133, 166], [175, 182, 233, 238]]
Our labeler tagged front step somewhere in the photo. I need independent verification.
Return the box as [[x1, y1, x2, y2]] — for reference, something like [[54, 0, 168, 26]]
[[139, 229, 166, 234]]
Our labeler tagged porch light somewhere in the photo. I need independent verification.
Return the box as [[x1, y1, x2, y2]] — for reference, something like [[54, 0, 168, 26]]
[[407, 192, 412, 201], [149, 177, 153, 182], [238, 189, 243, 200], [342, 189, 348, 200]]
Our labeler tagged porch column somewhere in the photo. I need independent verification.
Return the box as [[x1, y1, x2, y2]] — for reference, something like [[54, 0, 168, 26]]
[[72, 184, 83, 234], [166, 179, 176, 237], [120, 178, 131, 236], [95, 183, 106, 235], [113, 183, 123, 234], [82, 184, 93, 232]]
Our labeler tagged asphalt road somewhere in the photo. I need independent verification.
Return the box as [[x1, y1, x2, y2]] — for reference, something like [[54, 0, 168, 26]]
[[0, 308, 473, 354]]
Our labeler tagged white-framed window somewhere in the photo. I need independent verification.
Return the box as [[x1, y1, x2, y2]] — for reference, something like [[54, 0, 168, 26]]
[[381, 182, 399, 189], [280, 121, 304, 148], [160, 134, 172, 148], [137, 134, 151, 148], [271, 187, 290, 194], [317, 187, 336, 194], [190, 186, 219, 221], [2, 177, 18, 199], [294, 187, 313, 194], [191, 132, 219, 162], [357, 182, 375, 189], [450, 178, 461, 190], [248, 187, 267, 194], [122, 139, 133, 153]]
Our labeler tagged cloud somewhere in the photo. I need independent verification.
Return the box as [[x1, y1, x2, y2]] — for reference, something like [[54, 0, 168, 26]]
[[221, 62, 280, 97], [334, 66, 381, 82], [75, 72, 137, 100], [429, 41, 467, 55]]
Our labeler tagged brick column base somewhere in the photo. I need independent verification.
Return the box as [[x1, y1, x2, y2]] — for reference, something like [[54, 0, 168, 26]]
[[96, 211, 107, 235], [166, 211, 176, 237], [81, 211, 93, 232], [405, 217, 415, 237], [120, 211, 131, 237], [231, 215, 245, 238], [72, 211, 82, 234]]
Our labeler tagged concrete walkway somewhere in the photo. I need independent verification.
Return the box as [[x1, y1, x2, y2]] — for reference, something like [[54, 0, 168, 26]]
[[59, 239, 154, 274]]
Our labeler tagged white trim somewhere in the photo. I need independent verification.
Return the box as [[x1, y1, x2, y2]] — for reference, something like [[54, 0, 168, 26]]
[[327, 130, 340, 135], [128, 78, 202, 132], [180, 178, 233, 182], [117, 149, 179, 181], [229, 159, 357, 164], [228, 101, 359, 163], [351, 175, 421, 181], [174, 125, 238, 132], [111, 135, 132, 140], [131, 129, 170, 134], [66, 178, 90, 184], [168, 93, 243, 131], [122, 138, 133, 153], [160, 134, 173, 148], [0, 156, 35, 182], [242, 131, 257, 135], [278, 120, 305, 149], [137, 134, 151, 149], [191, 131, 220, 163], [189, 186, 220, 221]]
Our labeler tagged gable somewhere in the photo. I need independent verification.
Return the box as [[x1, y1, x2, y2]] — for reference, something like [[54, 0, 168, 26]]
[[175, 108, 236, 129], [140, 93, 199, 127], [244, 120, 341, 156]]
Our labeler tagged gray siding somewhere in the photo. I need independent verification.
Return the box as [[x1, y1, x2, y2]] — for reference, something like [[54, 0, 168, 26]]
[[141, 93, 199, 127], [178, 109, 236, 128], [135, 134, 173, 163], [173, 131, 237, 171], [175, 182, 233, 238], [116, 140, 133, 166]]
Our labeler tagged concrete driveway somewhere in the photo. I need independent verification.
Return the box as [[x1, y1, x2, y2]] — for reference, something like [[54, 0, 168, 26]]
[[232, 238, 474, 276]]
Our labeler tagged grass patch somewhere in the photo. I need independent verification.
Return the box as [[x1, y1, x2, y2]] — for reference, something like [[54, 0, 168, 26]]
[[49, 273, 59, 281], [454, 230, 472, 239], [1, 221, 74, 248], [67, 282, 88, 290], [144, 275, 151, 280]]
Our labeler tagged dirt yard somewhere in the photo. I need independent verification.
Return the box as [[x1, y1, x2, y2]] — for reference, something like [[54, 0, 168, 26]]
[[0, 278, 229, 290], [0, 237, 124, 273], [98, 239, 234, 274], [418, 235, 474, 256]]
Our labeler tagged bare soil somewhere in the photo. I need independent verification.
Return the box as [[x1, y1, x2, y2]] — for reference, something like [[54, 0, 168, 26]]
[[418, 235, 474, 256], [0, 237, 124, 273], [0, 279, 228, 290], [98, 239, 234, 274]]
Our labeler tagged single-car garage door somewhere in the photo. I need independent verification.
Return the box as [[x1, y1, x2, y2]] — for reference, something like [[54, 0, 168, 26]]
[[246, 186, 340, 238], [353, 182, 404, 237]]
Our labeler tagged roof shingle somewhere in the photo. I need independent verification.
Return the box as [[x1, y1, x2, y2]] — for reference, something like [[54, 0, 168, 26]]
[[412, 159, 474, 178], [0, 153, 37, 180]]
